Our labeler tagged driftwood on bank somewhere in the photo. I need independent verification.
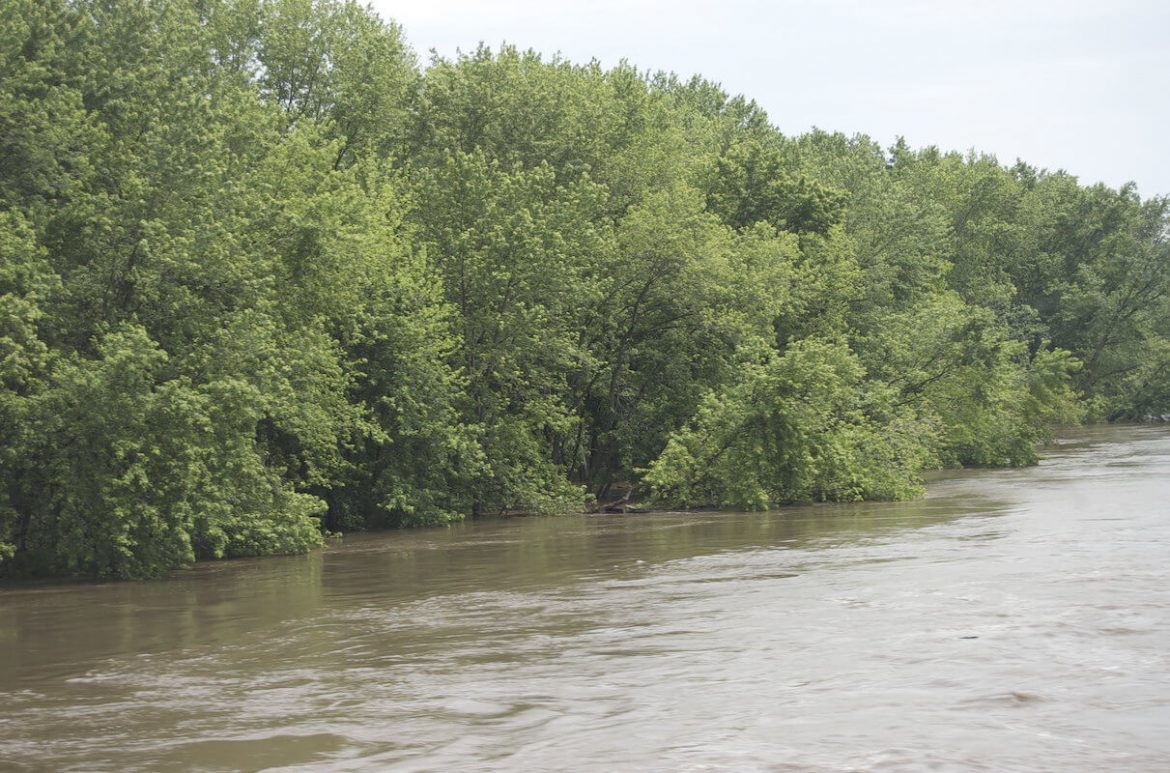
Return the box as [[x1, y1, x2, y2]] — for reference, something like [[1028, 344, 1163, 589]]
[[590, 488, 651, 514]]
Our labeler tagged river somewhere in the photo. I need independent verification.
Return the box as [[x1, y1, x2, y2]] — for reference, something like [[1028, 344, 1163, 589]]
[[1, 425, 1168, 771]]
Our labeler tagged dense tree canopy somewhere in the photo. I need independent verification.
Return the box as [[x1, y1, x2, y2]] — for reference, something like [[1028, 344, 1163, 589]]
[[2, 0, 1167, 577]]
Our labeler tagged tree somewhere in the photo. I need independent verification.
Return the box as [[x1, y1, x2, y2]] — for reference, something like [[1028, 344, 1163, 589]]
[[644, 338, 933, 509]]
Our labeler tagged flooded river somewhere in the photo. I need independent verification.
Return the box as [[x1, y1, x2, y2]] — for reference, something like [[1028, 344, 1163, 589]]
[[2, 426, 1169, 771]]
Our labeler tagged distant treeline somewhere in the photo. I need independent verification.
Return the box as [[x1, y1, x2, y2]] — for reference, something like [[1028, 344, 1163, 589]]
[[2, 0, 1168, 577]]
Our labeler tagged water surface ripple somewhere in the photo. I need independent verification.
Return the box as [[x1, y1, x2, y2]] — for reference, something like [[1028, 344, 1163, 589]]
[[2, 426, 1169, 771]]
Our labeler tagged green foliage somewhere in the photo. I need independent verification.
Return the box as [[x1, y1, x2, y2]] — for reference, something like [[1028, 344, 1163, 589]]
[[9, 325, 325, 577], [707, 137, 845, 235], [0, 0, 456, 577], [2, 0, 1167, 578], [406, 149, 608, 513], [0, 212, 57, 564], [644, 339, 934, 509], [257, 0, 418, 164]]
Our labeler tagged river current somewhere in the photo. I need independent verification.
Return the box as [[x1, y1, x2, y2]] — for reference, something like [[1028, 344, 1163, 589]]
[[2, 425, 1168, 771]]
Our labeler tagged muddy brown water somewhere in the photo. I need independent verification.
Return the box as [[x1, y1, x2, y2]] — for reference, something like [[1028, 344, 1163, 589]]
[[2, 425, 1169, 771]]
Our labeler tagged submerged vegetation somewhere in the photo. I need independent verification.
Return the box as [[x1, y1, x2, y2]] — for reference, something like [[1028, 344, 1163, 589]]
[[2, 0, 1167, 577]]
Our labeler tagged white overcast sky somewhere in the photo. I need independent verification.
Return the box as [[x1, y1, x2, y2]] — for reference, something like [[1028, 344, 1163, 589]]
[[370, 0, 1170, 198]]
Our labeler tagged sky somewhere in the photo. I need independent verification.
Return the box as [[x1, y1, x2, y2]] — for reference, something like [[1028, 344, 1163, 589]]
[[369, 0, 1170, 198]]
